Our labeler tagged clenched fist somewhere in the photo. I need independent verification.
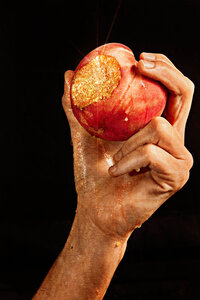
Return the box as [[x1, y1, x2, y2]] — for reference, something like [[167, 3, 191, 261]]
[[62, 52, 194, 240], [33, 52, 194, 300]]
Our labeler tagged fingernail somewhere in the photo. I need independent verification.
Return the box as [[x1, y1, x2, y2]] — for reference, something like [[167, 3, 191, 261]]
[[142, 53, 155, 60], [114, 150, 122, 162], [142, 60, 155, 68], [109, 164, 117, 175]]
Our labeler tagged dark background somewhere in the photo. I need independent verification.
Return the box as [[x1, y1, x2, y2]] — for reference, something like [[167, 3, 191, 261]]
[[1, 0, 200, 299]]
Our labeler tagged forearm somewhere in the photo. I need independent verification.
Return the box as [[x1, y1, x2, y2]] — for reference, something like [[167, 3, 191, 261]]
[[32, 205, 128, 300]]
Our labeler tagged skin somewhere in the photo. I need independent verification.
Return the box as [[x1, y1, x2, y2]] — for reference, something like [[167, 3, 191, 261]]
[[33, 53, 194, 300]]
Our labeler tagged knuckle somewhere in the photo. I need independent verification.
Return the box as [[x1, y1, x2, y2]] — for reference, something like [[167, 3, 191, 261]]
[[155, 54, 175, 68], [187, 151, 194, 170], [173, 154, 193, 191], [172, 172, 187, 192], [150, 117, 169, 135], [179, 170, 190, 189], [143, 143, 155, 160], [175, 165, 192, 191], [187, 78, 195, 91], [150, 117, 160, 130], [184, 77, 195, 95], [156, 53, 169, 62]]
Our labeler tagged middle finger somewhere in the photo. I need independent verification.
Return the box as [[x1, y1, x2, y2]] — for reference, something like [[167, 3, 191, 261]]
[[114, 117, 189, 162]]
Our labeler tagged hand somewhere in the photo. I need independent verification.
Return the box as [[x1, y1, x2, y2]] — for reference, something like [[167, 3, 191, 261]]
[[62, 53, 194, 241]]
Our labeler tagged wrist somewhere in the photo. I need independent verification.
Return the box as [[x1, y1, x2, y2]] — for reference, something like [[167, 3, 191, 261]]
[[67, 206, 128, 258], [62, 206, 128, 298]]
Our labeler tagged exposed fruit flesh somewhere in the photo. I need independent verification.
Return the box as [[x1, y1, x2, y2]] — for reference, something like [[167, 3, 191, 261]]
[[71, 55, 121, 109], [70, 43, 168, 141]]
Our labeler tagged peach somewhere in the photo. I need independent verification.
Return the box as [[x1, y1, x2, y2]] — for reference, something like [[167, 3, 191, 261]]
[[70, 43, 167, 141]]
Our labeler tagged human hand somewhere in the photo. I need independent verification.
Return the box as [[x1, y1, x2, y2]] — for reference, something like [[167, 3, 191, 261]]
[[62, 53, 194, 242]]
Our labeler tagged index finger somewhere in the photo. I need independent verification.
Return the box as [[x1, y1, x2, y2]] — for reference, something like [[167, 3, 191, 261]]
[[137, 56, 194, 139]]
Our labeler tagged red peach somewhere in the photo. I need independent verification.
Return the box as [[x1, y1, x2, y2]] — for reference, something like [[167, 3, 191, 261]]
[[70, 43, 167, 141]]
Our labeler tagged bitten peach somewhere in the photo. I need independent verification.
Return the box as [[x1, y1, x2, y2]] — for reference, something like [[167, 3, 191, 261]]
[[70, 43, 168, 141]]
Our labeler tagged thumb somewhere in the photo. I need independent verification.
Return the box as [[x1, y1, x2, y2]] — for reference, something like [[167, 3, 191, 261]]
[[62, 70, 82, 132], [62, 70, 90, 142], [62, 70, 75, 124]]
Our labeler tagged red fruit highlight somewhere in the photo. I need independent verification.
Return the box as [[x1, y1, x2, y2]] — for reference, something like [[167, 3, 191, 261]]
[[70, 43, 168, 141]]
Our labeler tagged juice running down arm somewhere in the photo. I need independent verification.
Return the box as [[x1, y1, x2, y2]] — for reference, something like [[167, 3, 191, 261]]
[[33, 47, 194, 300]]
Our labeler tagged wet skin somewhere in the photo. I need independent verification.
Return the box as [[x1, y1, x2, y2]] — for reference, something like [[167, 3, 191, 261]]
[[62, 52, 194, 240], [33, 52, 194, 300]]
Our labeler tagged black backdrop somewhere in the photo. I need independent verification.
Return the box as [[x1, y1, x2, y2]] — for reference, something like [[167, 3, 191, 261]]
[[2, 0, 200, 299]]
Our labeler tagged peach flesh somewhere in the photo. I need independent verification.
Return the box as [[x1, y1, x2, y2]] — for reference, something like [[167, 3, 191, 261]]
[[71, 43, 168, 141], [71, 54, 121, 109]]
